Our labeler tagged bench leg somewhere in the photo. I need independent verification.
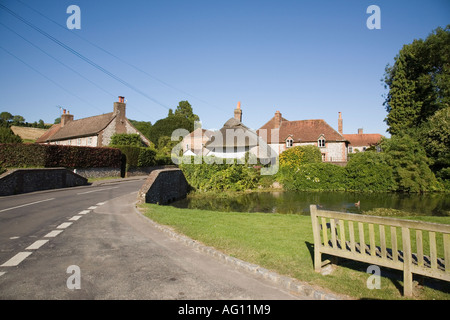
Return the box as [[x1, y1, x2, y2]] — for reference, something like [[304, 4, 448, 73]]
[[403, 270, 413, 297], [314, 250, 322, 273]]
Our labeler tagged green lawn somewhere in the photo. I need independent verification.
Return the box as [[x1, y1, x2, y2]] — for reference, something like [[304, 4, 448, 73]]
[[141, 204, 450, 300]]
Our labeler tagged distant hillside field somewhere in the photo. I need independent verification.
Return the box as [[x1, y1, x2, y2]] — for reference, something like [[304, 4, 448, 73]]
[[11, 126, 47, 141]]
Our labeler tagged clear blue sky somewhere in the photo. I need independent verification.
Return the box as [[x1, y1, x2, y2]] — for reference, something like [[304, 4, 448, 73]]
[[0, 0, 449, 136]]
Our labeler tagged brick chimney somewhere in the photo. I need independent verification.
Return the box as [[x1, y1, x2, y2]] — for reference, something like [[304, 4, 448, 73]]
[[113, 96, 127, 134], [274, 111, 282, 129], [60, 109, 74, 127], [338, 112, 343, 134], [234, 101, 242, 122], [114, 96, 126, 120], [358, 128, 363, 134]]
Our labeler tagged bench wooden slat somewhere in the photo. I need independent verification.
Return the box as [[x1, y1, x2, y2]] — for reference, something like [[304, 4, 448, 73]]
[[315, 209, 450, 234], [358, 222, 366, 255], [339, 219, 346, 247], [349, 221, 356, 253], [416, 230, 424, 267], [391, 226, 398, 263], [445, 234, 450, 273], [369, 224, 376, 257], [380, 225, 387, 259], [321, 217, 328, 248], [330, 219, 337, 249], [430, 232, 437, 270], [402, 227, 413, 297]]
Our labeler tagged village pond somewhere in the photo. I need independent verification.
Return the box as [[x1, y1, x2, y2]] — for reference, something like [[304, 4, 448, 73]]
[[170, 190, 450, 216]]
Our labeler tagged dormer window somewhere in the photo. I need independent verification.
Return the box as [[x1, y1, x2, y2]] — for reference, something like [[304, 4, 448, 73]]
[[318, 137, 326, 148], [286, 137, 293, 148]]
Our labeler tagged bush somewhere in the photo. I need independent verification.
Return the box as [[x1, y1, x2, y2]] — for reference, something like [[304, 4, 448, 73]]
[[279, 145, 322, 170], [0, 127, 22, 143], [179, 156, 261, 191], [278, 162, 347, 191], [138, 148, 157, 167], [110, 133, 145, 147], [345, 152, 396, 192]]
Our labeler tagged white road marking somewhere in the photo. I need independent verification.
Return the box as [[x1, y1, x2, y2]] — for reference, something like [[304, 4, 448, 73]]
[[69, 215, 82, 221], [1, 252, 32, 267], [78, 210, 90, 215], [57, 222, 72, 229], [96, 202, 107, 206], [9, 236, 20, 240], [26, 239, 49, 250], [0, 198, 55, 213], [77, 187, 119, 195], [44, 230, 63, 238], [87, 206, 97, 210], [0, 271, 6, 277]]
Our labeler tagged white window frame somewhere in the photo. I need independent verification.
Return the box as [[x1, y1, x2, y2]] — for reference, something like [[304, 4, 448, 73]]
[[286, 138, 293, 148], [318, 137, 326, 148]]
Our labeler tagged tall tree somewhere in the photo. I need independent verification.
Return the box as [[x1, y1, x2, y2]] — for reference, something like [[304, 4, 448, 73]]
[[174, 100, 200, 124], [383, 25, 450, 135]]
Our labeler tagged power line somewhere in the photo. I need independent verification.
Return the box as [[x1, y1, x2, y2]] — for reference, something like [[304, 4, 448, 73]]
[[0, 22, 116, 101], [0, 2, 171, 112], [0, 45, 102, 112], [13, 0, 227, 115]]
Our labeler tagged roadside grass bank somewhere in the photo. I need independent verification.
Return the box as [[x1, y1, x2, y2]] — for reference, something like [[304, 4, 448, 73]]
[[141, 204, 450, 300]]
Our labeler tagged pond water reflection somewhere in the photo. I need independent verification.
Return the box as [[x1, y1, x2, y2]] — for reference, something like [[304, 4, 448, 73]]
[[171, 191, 450, 216]]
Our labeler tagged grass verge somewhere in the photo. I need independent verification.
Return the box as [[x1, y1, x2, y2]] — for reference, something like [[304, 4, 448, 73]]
[[141, 204, 450, 300]]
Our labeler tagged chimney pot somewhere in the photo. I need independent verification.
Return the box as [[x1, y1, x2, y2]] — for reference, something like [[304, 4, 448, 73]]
[[118, 96, 125, 103], [358, 128, 363, 134], [234, 102, 242, 122]]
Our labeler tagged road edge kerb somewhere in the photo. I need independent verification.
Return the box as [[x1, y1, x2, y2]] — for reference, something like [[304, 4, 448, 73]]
[[132, 202, 351, 300]]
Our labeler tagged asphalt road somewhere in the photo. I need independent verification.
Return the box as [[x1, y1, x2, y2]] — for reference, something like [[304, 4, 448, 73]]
[[0, 178, 307, 300]]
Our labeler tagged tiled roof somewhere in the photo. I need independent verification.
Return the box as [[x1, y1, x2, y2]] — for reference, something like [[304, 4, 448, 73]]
[[37, 113, 115, 142], [258, 117, 347, 144], [35, 123, 62, 143], [343, 133, 383, 147]]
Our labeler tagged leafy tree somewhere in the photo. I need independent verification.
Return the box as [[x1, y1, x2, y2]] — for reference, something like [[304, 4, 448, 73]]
[[0, 126, 22, 143], [174, 100, 200, 124], [421, 106, 450, 183], [0, 112, 13, 126], [380, 135, 441, 192], [383, 25, 450, 136], [12, 115, 25, 126], [148, 113, 192, 148], [345, 152, 395, 192], [129, 119, 152, 141]]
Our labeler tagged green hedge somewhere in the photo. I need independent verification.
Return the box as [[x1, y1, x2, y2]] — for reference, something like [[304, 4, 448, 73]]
[[112, 145, 165, 169], [0, 143, 122, 168], [179, 156, 260, 191], [278, 162, 347, 191]]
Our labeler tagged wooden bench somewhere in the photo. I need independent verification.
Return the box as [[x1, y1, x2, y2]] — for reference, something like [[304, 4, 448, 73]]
[[310, 205, 450, 296]]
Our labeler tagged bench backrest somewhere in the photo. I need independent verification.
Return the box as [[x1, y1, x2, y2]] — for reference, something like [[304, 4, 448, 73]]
[[310, 205, 450, 282]]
